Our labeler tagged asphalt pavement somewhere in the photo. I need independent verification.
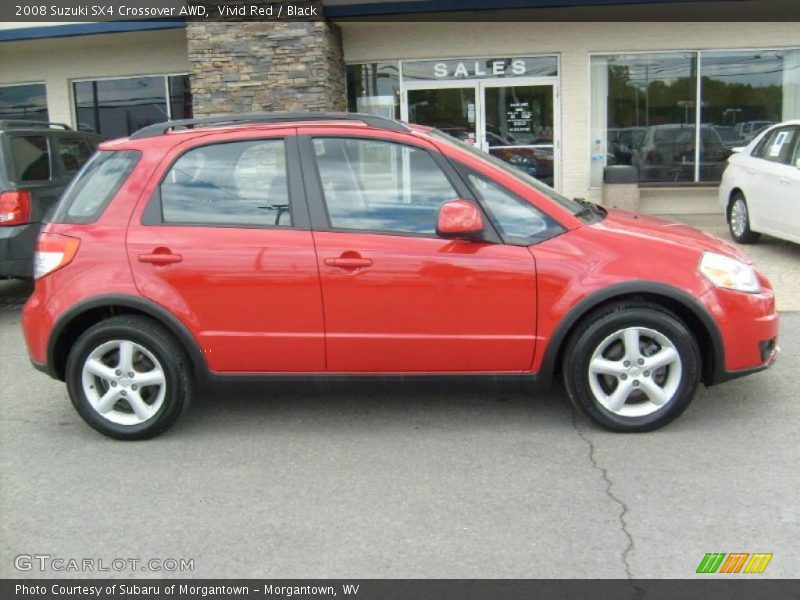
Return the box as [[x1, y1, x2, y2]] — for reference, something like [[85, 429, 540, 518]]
[[0, 278, 797, 579]]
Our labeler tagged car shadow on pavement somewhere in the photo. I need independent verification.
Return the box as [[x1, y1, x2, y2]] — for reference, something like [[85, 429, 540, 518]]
[[178, 379, 577, 437]]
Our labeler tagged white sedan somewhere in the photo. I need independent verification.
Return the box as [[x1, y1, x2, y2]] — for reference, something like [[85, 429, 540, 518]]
[[719, 120, 800, 245]]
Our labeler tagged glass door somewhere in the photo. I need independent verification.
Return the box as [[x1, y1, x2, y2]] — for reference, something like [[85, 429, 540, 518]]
[[405, 85, 479, 146], [480, 82, 556, 187], [402, 80, 559, 189]]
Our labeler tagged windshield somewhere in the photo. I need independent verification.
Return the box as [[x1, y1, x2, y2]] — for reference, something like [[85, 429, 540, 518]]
[[430, 129, 587, 217]]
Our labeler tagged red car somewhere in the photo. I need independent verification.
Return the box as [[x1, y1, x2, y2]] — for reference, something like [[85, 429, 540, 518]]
[[21, 113, 779, 439]]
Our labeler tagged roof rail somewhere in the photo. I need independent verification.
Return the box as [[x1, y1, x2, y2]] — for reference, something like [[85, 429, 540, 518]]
[[129, 112, 411, 139], [0, 119, 71, 131]]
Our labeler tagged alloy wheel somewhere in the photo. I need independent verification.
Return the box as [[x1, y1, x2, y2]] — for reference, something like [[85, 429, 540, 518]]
[[81, 339, 167, 425], [587, 326, 683, 417]]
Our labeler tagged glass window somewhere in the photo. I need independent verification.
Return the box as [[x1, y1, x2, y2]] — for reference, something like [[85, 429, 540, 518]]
[[346, 62, 400, 119], [312, 137, 458, 234], [168, 75, 193, 120], [752, 126, 797, 164], [466, 171, 561, 243], [591, 52, 698, 184], [0, 83, 49, 121], [698, 50, 800, 181], [51, 151, 140, 224], [161, 140, 290, 227], [73, 75, 191, 138], [9, 135, 51, 181], [57, 136, 96, 175], [591, 49, 800, 186]]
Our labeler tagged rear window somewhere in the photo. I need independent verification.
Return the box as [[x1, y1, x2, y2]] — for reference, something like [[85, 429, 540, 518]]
[[9, 135, 51, 182], [50, 150, 140, 224], [58, 136, 97, 175]]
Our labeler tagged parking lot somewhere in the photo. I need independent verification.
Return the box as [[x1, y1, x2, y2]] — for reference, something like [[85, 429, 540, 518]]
[[1, 267, 798, 579]]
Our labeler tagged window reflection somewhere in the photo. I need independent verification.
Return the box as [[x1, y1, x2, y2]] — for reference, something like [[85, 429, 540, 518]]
[[0, 83, 49, 121], [74, 75, 192, 139], [591, 49, 800, 185], [346, 62, 400, 119]]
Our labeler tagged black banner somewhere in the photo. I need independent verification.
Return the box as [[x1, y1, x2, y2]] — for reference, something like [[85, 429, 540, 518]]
[[2, 0, 800, 22], [2, 580, 800, 600]]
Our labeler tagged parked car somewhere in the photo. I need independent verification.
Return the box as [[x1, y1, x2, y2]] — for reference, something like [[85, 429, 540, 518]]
[[608, 126, 646, 166], [22, 113, 778, 439], [0, 120, 101, 279], [632, 124, 742, 182], [733, 120, 776, 143], [719, 120, 800, 245]]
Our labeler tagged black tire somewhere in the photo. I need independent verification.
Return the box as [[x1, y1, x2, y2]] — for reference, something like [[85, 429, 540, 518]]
[[563, 302, 701, 432], [727, 192, 761, 244], [65, 315, 192, 440]]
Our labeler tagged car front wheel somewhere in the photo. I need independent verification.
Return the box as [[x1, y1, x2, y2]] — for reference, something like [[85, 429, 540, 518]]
[[66, 315, 192, 440], [563, 302, 701, 432], [728, 192, 760, 244]]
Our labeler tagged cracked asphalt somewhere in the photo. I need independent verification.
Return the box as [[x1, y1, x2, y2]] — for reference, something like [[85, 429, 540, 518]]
[[1, 278, 798, 579]]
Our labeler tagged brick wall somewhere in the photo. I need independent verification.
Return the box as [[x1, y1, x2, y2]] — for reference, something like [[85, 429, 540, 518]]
[[187, 21, 346, 116]]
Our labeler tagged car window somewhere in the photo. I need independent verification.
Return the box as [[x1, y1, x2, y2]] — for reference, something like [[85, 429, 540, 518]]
[[51, 150, 140, 224], [466, 170, 562, 244], [312, 137, 458, 235], [9, 135, 51, 182], [752, 127, 796, 163], [791, 130, 800, 168], [161, 139, 291, 227], [58, 136, 96, 175]]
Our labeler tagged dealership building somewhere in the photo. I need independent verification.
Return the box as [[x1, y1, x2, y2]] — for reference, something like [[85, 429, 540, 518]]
[[1, 0, 799, 214]]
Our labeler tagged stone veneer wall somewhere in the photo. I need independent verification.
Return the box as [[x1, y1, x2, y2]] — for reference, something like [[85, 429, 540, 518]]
[[186, 21, 346, 116]]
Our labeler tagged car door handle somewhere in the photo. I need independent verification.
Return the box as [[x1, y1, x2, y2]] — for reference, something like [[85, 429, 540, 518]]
[[780, 177, 791, 184], [138, 250, 182, 265], [746, 168, 757, 175], [324, 257, 373, 269]]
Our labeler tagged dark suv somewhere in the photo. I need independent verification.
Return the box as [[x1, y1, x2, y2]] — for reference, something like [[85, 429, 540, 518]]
[[0, 120, 101, 279]]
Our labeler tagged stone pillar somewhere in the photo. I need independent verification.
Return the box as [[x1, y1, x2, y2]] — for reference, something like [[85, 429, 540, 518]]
[[187, 21, 346, 117]]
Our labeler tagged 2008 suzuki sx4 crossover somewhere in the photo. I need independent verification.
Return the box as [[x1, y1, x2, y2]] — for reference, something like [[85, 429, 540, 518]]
[[21, 113, 779, 439]]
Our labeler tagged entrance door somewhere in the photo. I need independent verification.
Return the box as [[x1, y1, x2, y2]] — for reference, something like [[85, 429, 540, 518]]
[[480, 82, 556, 188], [403, 80, 558, 188]]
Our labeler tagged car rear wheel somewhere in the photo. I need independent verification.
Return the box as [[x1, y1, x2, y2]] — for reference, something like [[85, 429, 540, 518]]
[[728, 193, 760, 244], [66, 315, 192, 440], [563, 302, 701, 432]]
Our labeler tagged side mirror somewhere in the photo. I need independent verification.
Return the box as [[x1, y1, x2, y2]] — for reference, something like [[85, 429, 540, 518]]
[[795, 158, 800, 169], [436, 199, 484, 241], [730, 146, 746, 154]]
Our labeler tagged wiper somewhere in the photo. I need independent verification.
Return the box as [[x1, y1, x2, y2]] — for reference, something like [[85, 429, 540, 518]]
[[572, 197, 605, 219]]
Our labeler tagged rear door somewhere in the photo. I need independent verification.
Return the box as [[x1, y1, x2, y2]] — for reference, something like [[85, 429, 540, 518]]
[[127, 130, 326, 373], [299, 131, 538, 373]]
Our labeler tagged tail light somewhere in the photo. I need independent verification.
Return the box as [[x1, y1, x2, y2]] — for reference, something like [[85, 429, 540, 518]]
[[0, 190, 31, 226], [34, 233, 80, 280]]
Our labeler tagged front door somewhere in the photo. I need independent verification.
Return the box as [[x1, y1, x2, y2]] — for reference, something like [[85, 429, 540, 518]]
[[403, 80, 558, 188], [300, 132, 538, 373]]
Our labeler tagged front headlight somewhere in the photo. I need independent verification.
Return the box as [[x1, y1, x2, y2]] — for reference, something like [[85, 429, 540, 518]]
[[699, 252, 761, 293]]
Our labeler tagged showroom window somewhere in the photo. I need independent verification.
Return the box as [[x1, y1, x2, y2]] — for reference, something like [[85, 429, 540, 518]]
[[74, 74, 192, 139], [0, 83, 49, 121], [346, 62, 401, 119], [591, 49, 800, 185]]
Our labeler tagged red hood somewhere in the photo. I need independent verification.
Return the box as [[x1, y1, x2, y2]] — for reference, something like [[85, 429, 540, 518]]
[[592, 208, 752, 264]]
